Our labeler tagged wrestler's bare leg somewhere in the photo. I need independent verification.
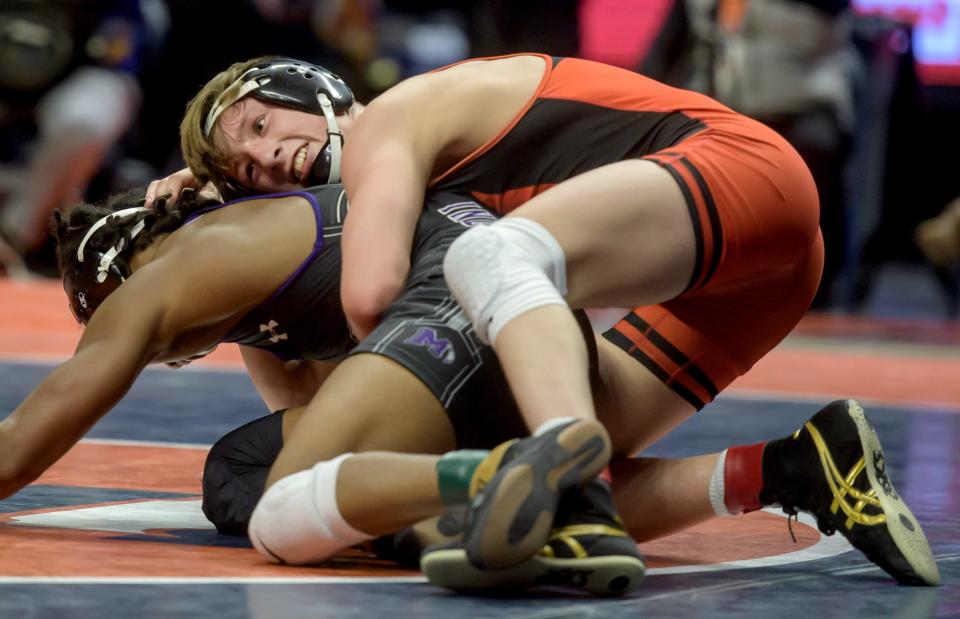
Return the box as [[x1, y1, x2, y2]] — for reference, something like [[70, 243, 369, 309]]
[[265, 352, 456, 532], [491, 160, 695, 433], [439, 160, 695, 566], [260, 337, 718, 546], [592, 336, 720, 541], [323, 337, 725, 569]]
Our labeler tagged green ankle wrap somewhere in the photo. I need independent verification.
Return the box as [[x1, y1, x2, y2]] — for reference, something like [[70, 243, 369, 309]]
[[437, 449, 488, 506]]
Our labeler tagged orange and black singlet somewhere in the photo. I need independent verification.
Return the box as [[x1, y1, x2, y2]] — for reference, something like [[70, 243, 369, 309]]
[[429, 54, 746, 214], [429, 54, 824, 411]]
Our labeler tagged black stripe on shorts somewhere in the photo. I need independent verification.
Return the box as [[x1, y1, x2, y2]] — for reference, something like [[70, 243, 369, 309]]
[[678, 157, 723, 286], [623, 313, 719, 400], [659, 162, 704, 292], [602, 328, 706, 410]]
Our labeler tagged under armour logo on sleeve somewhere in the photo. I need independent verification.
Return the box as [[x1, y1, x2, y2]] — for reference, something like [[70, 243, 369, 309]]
[[259, 320, 288, 344]]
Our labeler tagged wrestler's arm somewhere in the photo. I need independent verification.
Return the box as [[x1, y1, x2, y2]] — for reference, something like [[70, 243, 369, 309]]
[[145, 167, 202, 208], [339, 75, 462, 339], [339, 98, 430, 338], [0, 266, 180, 498], [0, 230, 270, 498], [239, 346, 337, 411]]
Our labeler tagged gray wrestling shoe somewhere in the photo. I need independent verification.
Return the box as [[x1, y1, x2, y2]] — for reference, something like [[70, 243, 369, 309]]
[[462, 418, 612, 570]]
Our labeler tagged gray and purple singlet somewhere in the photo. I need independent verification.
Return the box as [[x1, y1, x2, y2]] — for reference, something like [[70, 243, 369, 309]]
[[194, 185, 531, 447]]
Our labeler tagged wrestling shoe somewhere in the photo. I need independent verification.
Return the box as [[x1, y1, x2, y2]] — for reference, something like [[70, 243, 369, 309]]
[[373, 509, 466, 568], [377, 440, 516, 568], [462, 418, 612, 570], [405, 440, 523, 565], [422, 479, 644, 595], [760, 399, 939, 585]]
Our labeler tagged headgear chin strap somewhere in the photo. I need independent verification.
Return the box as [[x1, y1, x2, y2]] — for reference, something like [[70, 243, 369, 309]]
[[203, 59, 354, 187], [65, 207, 150, 324]]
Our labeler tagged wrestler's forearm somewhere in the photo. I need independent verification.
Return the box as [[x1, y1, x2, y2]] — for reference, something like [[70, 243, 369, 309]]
[[340, 199, 416, 337], [340, 131, 428, 338], [0, 373, 107, 498], [0, 348, 144, 498], [240, 346, 336, 410]]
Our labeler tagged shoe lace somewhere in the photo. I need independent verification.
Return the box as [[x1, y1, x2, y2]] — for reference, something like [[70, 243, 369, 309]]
[[778, 504, 835, 542], [786, 510, 799, 543]]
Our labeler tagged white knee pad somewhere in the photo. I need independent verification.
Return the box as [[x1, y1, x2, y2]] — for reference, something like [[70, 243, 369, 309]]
[[443, 217, 568, 346], [248, 454, 372, 565]]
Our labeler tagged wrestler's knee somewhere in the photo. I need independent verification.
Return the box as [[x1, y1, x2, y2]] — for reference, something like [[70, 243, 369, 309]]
[[443, 218, 568, 345], [202, 411, 285, 536], [248, 454, 373, 565]]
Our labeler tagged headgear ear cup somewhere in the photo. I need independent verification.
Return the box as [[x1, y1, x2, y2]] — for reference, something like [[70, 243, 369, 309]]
[[64, 207, 149, 324]]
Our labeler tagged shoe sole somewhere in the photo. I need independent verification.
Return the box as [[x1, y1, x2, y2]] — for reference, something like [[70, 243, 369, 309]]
[[846, 400, 940, 586], [466, 419, 611, 570], [422, 547, 645, 596]]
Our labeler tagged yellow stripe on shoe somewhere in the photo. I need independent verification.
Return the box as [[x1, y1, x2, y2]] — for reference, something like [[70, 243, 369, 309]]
[[469, 439, 518, 498], [421, 523, 644, 596], [545, 525, 630, 560], [806, 422, 886, 528]]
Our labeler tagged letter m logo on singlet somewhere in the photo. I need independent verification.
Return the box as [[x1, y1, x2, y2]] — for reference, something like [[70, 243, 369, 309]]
[[404, 327, 456, 365], [437, 202, 498, 228]]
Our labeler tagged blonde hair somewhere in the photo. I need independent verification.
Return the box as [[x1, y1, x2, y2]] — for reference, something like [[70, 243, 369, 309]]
[[179, 57, 274, 194]]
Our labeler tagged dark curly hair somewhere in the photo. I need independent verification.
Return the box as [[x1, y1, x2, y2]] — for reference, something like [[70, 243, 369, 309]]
[[51, 188, 217, 278]]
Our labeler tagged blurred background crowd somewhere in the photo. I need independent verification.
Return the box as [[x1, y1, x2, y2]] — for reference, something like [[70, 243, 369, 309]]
[[0, 0, 958, 319]]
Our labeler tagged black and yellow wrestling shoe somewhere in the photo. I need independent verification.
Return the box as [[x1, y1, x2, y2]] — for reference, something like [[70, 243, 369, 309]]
[[422, 479, 644, 595], [760, 399, 939, 586], [462, 419, 612, 570]]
